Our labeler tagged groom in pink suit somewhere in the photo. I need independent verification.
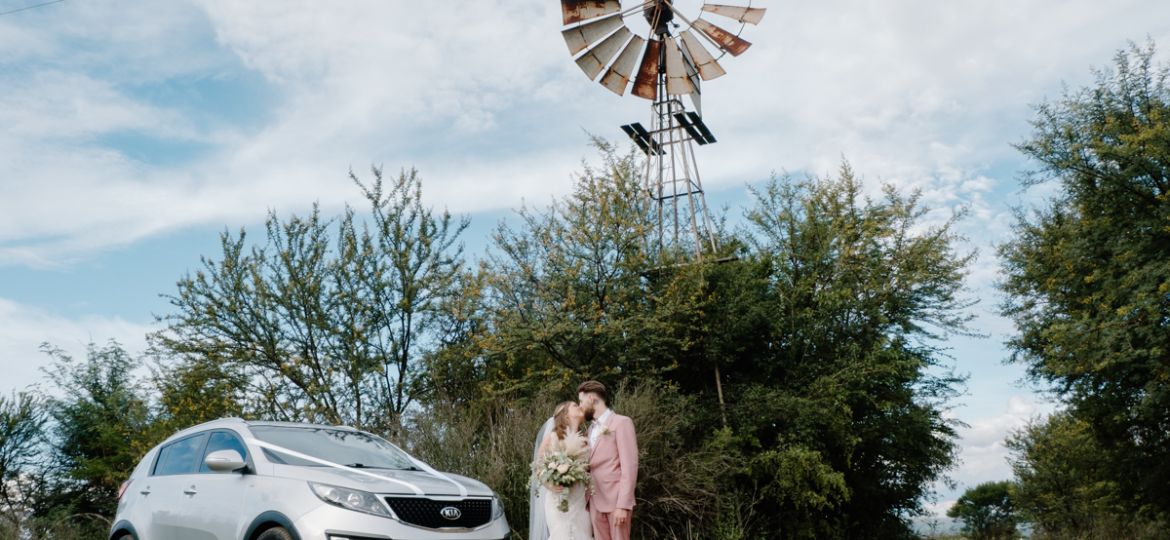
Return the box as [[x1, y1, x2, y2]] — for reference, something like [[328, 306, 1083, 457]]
[[578, 380, 638, 540]]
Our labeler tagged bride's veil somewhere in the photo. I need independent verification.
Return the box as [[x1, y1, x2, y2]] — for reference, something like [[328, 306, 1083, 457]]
[[529, 416, 554, 540]]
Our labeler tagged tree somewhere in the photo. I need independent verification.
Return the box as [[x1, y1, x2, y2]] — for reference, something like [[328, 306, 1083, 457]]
[[1006, 412, 1122, 536], [725, 166, 974, 538], [35, 341, 152, 530], [0, 392, 46, 531], [999, 41, 1170, 518], [147, 353, 249, 438], [947, 481, 1019, 539], [472, 144, 711, 395], [154, 168, 467, 432]]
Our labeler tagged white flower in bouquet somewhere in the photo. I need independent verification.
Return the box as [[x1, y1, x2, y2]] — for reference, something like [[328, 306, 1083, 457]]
[[532, 433, 592, 512]]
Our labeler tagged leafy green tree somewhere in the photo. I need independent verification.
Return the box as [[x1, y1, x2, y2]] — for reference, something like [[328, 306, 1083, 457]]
[[999, 42, 1170, 518], [472, 145, 712, 395], [0, 392, 46, 531], [147, 354, 249, 438], [35, 341, 151, 529], [154, 168, 467, 432], [947, 481, 1019, 539], [724, 166, 973, 538], [1006, 412, 1122, 536]]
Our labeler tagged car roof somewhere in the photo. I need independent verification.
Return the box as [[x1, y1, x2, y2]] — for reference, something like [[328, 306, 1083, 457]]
[[159, 418, 361, 446], [244, 420, 360, 431]]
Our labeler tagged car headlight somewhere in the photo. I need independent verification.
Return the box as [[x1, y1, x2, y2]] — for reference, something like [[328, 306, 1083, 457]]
[[492, 493, 505, 520], [309, 482, 392, 518]]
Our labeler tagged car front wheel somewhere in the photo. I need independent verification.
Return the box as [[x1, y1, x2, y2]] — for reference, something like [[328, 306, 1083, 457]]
[[256, 526, 293, 540]]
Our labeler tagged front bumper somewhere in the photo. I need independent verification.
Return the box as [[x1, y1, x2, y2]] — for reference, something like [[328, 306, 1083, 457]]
[[292, 502, 510, 540]]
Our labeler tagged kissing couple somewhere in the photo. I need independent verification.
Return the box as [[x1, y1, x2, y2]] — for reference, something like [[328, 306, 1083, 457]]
[[529, 381, 639, 540]]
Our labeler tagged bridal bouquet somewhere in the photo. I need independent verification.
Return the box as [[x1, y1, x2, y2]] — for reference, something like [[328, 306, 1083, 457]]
[[534, 442, 591, 512]]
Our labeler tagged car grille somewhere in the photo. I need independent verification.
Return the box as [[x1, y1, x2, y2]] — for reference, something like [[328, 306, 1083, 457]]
[[384, 497, 492, 529]]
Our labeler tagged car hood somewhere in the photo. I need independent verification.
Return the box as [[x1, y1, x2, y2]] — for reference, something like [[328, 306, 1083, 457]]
[[276, 464, 494, 497]]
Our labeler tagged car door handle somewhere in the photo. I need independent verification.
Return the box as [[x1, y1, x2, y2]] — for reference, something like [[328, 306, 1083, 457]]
[[139, 487, 151, 495], [183, 486, 198, 496]]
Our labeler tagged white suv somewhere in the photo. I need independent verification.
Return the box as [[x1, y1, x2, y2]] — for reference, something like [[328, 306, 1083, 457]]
[[109, 418, 510, 540]]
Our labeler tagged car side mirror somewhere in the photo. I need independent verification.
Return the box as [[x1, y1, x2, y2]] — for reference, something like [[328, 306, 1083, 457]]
[[204, 449, 247, 473]]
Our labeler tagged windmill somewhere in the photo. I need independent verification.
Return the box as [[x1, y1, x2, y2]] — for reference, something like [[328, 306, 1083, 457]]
[[560, 0, 765, 261]]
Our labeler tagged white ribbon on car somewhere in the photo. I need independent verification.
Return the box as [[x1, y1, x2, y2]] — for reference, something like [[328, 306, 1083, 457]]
[[406, 455, 469, 497], [246, 438, 468, 497]]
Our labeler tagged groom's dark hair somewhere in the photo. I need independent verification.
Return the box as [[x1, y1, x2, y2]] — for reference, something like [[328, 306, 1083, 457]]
[[578, 380, 608, 404]]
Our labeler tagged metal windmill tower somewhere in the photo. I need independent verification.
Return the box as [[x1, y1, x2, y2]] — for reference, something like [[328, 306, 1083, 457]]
[[560, 0, 765, 261]]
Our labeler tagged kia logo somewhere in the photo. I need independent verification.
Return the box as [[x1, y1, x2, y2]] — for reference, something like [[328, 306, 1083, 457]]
[[440, 506, 462, 521]]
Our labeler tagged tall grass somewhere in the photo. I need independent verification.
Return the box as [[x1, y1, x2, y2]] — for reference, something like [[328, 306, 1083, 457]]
[[0, 511, 110, 540], [1029, 516, 1169, 540], [401, 390, 555, 539], [403, 381, 739, 540]]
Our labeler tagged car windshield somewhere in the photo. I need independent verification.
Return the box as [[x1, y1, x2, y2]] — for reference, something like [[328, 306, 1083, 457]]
[[249, 426, 417, 470]]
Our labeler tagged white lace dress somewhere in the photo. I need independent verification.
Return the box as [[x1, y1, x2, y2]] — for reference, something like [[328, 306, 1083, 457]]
[[541, 433, 593, 540]]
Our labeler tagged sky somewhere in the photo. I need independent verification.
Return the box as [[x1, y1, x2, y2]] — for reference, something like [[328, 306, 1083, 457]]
[[3, 0, 1170, 519]]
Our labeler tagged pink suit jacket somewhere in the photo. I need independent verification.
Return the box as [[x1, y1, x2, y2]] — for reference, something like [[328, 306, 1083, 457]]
[[588, 413, 638, 512]]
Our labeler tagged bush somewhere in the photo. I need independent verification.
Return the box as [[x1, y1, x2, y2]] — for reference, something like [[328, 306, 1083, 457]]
[[402, 390, 555, 540], [946, 481, 1018, 539], [401, 381, 734, 540], [1028, 516, 1170, 540], [612, 382, 735, 539], [34, 513, 110, 540]]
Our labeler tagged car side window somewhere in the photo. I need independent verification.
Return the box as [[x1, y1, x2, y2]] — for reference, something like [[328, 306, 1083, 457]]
[[153, 433, 210, 476], [199, 431, 248, 473]]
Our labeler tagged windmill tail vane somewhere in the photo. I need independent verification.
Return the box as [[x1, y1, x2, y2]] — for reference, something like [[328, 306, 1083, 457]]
[[560, 0, 765, 261]]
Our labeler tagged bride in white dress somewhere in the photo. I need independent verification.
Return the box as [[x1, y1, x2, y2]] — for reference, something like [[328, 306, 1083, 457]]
[[530, 401, 593, 540]]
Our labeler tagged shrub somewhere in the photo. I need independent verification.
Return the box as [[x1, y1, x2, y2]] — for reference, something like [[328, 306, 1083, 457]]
[[401, 381, 734, 540]]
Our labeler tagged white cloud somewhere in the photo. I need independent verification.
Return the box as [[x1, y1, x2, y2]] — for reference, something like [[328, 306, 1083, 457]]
[[0, 71, 192, 140], [0, 298, 153, 395], [2, 0, 1169, 270], [935, 394, 1057, 511]]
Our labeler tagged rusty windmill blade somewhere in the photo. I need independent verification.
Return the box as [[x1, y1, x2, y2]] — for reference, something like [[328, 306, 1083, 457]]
[[631, 38, 662, 100], [664, 38, 695, 96], [691, 18, 751, 56], [600, 35, 646, 96], [679, 30, 726, 81], [562, 14, 624, 56], [576, 27, 633, 80], [700, 3, 766, 25], [561, 0, 620, 25]]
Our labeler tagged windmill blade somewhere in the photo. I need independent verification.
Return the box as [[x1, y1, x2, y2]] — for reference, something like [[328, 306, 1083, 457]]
[[561, 0, 620, 26], [600, 35, 646, 96], [562, 14, 624, 56], [679, 39, 704, 115], [576, 27, 632, 80], [664, 38, 695, 96], [632, 39, 662, 100], [701, 3, 766, 25], [679, 30, 726, 81], [692, 18, 752, 56]]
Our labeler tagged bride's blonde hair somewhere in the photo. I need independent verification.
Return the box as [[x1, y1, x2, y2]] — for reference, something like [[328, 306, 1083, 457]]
[[552, 401, 576, 440]]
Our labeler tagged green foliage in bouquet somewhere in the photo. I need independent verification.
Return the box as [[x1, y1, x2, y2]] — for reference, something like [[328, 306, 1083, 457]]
[[533, 437, 591, 513]]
